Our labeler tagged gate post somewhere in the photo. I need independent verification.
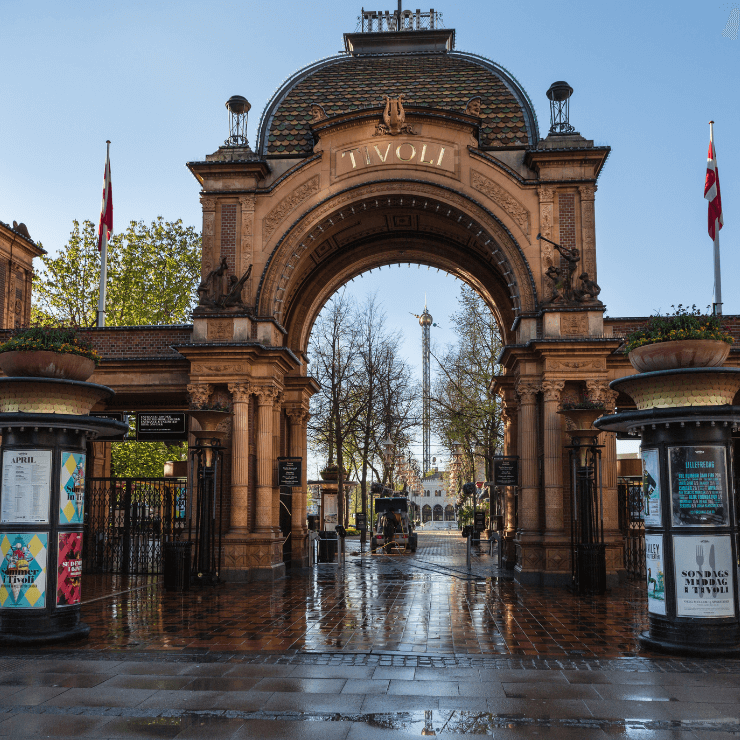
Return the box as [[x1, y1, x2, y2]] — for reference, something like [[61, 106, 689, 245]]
[[121, 479, 132, 574]]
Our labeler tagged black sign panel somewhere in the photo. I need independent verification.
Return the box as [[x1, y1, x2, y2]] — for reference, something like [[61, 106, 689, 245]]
[[278, 457, 302, 487], [494, 458, 519, 486], [90, 411, 125, 422], [669, 445, 729, 526], [136, 412, 188, 442], [355, 513, 367, 530], [474, 510, 487, 531]]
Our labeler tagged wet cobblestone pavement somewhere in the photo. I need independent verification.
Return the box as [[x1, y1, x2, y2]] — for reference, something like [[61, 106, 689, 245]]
[[1, 532, 739, 737]]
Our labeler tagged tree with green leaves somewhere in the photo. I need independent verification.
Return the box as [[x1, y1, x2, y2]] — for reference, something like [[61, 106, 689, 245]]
[[33, 217, 201, 326], [430, 285, 503, 482]]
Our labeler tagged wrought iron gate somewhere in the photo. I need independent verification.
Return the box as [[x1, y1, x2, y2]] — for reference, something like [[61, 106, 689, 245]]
[[618, 477, 645, 579], [83, 478, 187, 575]]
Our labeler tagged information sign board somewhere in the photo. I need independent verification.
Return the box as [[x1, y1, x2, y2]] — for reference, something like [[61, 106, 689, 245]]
[[668, 445, 728, 526], [1, 450, 51, 524], [645, 534, 666, 615], [642, 448, 662, 527], [474, 510, 487, 531], [355, 513, 367, 530], [493, 458, 518, 487], [278, 457, 302, 487], [136, 412, 188, 442], [673, 534, 735, 618]]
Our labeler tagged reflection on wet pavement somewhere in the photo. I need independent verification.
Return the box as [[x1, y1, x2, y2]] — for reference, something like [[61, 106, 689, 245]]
[[65, 532, 652, 657]]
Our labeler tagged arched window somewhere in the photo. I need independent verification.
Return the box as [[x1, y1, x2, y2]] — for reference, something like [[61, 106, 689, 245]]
[[422, 504, 432, 522], [444, 505, 455, 521], [425, 489, 430, 497], [435, 489, 441, 496], [433, 504, 443, 521]]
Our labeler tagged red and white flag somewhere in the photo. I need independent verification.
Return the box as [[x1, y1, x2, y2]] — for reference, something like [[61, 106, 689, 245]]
[[97, 144, 113, 251], [704, 128, 723, 243]]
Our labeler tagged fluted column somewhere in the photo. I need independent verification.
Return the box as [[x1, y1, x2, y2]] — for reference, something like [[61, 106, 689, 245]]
[[542, 380, 565, 536], [501, 402, 518, 536], [227, 382, 251, 534], [272, 393, 283, 531], [286, 407, 310, 534], [254, 384, 280, 533], [516, 380, 540, 535]]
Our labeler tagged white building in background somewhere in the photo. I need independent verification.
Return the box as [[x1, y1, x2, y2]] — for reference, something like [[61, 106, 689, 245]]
[[408, 468, 457, 529]]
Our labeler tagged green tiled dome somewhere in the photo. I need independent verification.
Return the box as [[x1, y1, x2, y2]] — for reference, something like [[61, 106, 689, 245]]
[[257, 52, 538, 156]]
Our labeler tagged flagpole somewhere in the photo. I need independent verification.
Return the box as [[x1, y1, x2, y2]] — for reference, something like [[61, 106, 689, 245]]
[[97, 141, 110, 328], [710, 121, 722, 316]]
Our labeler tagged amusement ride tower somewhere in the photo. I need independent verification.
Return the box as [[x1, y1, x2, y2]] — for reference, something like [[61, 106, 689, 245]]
[[415, 301, 434, 473]]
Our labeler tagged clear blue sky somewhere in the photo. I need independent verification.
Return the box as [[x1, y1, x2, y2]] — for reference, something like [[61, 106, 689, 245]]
[[3, 0, 738, 464]]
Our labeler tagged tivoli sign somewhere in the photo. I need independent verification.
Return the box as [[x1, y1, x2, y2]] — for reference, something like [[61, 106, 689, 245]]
[[334, 140, 456, 179]]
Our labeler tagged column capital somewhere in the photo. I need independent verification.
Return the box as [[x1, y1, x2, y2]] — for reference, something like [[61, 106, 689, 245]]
[[516, 380, 540, 403], [285, 405, 310, 425], [253, 383, 281, 406], [238, 194, 256, 211], [541, 379, 565, 402], [187, 383, 213, 408], [578, 184, 597, 201], [585, 379, 611, 403], [200, 196, 217, 211], [537, 185, 555, 203], [228, 382, 252, 403]]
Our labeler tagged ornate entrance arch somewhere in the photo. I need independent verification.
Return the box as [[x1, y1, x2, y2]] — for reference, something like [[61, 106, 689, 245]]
[[178, 13, 622, 585]]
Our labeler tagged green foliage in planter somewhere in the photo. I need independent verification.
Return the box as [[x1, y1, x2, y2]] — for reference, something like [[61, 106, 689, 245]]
[[624, 305, 734, 353], [561, 394, 605, 411], [0, 326, 100, 364]]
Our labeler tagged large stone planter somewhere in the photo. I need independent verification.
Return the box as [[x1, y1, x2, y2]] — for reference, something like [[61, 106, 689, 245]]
[[0, 351, 95, 381], [629, 339, 730, 373]]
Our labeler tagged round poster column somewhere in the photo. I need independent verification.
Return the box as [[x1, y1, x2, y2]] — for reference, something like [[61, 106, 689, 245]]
[[0, 379, 126, 644]]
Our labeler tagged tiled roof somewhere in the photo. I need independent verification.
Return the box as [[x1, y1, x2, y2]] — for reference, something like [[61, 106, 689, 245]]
[[259, 52, 537, 156]]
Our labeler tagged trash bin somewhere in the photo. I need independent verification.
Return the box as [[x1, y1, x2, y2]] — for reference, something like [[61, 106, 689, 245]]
[[317, 531, 337, 563], [163, 541, 192, 592], [574, 543, 606, 595]]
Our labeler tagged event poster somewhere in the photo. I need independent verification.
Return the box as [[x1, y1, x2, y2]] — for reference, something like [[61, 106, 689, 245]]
[[1, 450, 51, 524], [0, 532, 47, 608], [673, 535, 735, 618], [57, 532, 82, 607], [59, 452, 86, 525], [642, 448, 662, 527], [669, 446, 728, 526], [645, 534, 666, 615]]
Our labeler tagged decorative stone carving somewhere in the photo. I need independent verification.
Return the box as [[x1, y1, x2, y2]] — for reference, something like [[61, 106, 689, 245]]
[[515, 380, 540, 402], [585, 380, 617, 408], [541, 380, 565, 402], [200, 197, 217, 211], [263, 175, 320, 242], [579, 184, 597, 282], [471, 170, 529, 234], [548, 359, 604, 372], [465, 96, 482, 116], [309, 104, 327, 123], [208, 319, 234, 341], [374, 95, 415, 136], [228, 382, 252, 403], [285, 406, 310, 425], [253, 384, 281, 405], [538, 185, 555, 272], [192, 363, 245, 375], [560, 313, 589, 336], [187, 383, 213, 408], [197, 257, 252, 310]]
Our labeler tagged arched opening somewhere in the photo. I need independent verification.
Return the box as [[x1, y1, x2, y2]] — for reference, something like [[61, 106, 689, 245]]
[[444, 505, 455, 521], [433, 504, 443, 522], [422, 505, 432, 523]]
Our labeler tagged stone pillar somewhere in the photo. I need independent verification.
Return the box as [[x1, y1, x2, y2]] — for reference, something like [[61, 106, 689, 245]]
[[501, 402, 518, 536], [272, 394, 283, 532], [200, 197, 217, 277], [238, 195, 255, 304], [537, 185, 556, 296], [227, 382, 251, 534], [516, 380, 540, 535], [253, 384, 280, 534], [579, 184, 597, 284], [541, 380, 565, 535]]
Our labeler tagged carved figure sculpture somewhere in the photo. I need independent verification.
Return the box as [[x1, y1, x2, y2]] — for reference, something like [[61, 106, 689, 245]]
[[197, 258, 252, 310], [576, 272, 601, 301], [465, 96, 482, 116], [309, 104, 327, 124], [12, 221, 31, 240], [374, 95, 415, 136]]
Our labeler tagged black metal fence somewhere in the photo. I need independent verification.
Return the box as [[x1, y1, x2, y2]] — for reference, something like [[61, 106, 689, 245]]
[[83, 477, 187, 575], [618, 477, 645, 579]]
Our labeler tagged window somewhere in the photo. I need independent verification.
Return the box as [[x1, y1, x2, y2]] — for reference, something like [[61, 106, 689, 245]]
[[433, 504, 443, 521], [422, 504, 432, 522], [425, 489, 430, 497], [435, 489, 441, 496]]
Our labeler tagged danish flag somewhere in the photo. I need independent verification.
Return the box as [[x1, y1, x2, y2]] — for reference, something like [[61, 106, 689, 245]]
[[97, 145, 112, 251], [704, 129, 723, 243]]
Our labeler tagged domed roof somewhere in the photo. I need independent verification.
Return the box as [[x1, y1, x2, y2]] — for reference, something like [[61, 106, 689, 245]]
[[256, 51, 539, 157]]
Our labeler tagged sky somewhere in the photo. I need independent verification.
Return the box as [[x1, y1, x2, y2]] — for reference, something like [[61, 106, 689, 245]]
[[3, 0, 739, 467]]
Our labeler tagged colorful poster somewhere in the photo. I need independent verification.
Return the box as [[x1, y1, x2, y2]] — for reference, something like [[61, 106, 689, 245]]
[[0, 532, 47, 608], [59, 452, 86, 524], [669, 446, 728, 526], [674, 535, 735, 618], [645, 534, 666, 615], [642, 448, 662, 527], [1, 450, 51, 523], [57, 532, 82, 606]]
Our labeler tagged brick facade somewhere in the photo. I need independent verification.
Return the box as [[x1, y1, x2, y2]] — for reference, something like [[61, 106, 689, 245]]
[[557, 192, 576, 272], [220, 204, 236, 274]]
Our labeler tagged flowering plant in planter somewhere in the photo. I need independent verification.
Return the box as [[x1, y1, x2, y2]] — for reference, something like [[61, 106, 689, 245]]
[[560, 394, 605, 411], [0, 326, 99, 363], [189, 400, 231, 412], [623, 305, 733, 353]]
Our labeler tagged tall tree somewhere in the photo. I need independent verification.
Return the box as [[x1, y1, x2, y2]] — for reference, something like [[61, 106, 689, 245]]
[[430, 286, 503, 482], [33, 217, 201, 326]]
